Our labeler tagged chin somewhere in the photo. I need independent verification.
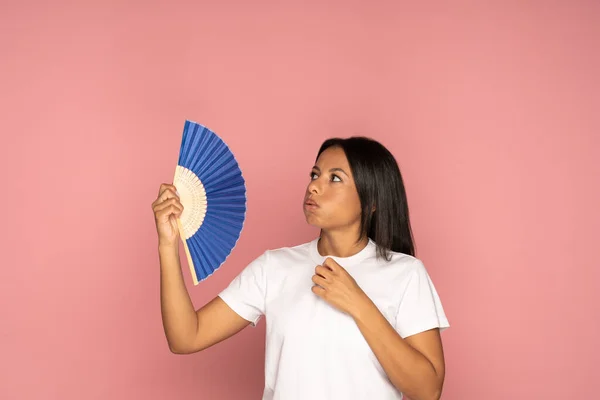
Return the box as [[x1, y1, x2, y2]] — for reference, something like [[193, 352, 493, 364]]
[[304, 213, 323, 228]]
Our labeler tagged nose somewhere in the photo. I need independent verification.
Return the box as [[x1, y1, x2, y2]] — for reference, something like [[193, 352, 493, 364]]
[[307, 177, 320, 195]]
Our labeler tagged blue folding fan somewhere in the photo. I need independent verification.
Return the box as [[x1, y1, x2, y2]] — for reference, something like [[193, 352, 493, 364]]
[[173, 120, 247, 284]]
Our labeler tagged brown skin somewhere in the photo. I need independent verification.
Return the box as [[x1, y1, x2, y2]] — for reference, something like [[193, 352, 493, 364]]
[[153, 146, 445, 399], [306, 146, 446, 400], [153, 184, 251, 354], [303, 146, 369, 258]]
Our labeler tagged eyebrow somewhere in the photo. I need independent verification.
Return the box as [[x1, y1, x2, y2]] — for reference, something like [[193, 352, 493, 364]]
[[312, 165, 349, 177]]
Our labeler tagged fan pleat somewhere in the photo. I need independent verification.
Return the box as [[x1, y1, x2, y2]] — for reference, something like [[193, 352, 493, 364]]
[[200, 155, 236, 185], [199, 225, 239, 258], [196, 226, 229, 271], [203, 212, 244, 235], [181, 124, 222, 176], [208, 195, 246, 205], [207, 188, 245, 202], [197, 147, 232, 180], [206, 208, 246, 222], [176, 120, 246, 283], [188, 238, 210, 279]]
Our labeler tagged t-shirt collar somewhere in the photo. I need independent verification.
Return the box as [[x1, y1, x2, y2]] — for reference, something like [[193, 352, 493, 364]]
[[309, 236, 376, 268]]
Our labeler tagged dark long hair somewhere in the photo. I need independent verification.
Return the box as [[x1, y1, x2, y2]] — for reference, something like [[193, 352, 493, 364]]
[[316, 137, 415, 260]]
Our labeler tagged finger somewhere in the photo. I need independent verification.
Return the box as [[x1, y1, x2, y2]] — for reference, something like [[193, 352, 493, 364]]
[[311, 274, 328, 288], [153, 197, 183, 213], [323, 257, 342, 273], [315, 265, 332, 280], [157, 204, 184, 219], [154, 200, 183, 215], [311, 285, 327, 298], [156, 207, 183, 224], [158, 183, 178, 197], [153, 185, 179, 206], [153, 191, 182, 210], [160, 187, 179, 201]]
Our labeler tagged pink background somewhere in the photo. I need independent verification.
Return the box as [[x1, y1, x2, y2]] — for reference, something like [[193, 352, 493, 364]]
[[1, 1, 599, 399]]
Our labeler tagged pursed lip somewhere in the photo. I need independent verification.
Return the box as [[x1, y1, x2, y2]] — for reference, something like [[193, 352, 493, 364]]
[[304, 198, 319, 207]]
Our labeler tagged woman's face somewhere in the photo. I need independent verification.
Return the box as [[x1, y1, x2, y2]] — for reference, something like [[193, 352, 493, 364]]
[[303, 146, 362, 231]]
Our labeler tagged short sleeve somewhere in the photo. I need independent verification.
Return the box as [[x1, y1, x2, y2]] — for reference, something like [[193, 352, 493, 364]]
[[394, 259, 450, 339], [218, 251, 268, 327]]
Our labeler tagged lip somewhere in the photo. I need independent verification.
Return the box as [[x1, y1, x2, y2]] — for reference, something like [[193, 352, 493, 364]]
[[304, 198, 319, 207]]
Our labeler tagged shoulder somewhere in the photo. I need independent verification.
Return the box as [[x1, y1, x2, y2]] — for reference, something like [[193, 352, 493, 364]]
[[378, 248, 424, 270], [374, 249, 431, 283]]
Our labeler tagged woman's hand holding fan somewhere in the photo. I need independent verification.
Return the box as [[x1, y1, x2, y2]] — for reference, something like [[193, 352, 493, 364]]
[[152, 183, 184, 248], [154, 121, 250, 354]]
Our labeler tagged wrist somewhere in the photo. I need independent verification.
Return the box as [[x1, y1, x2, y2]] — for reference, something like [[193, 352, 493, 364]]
[[158, 242, 179, 255], [350, 292, 376, 322]]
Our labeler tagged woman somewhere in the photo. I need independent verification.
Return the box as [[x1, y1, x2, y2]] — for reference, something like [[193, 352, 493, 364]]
[[152, 137, 450, 400]]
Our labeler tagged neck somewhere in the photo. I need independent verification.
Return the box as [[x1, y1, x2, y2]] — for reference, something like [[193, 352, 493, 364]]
[[317, 229, 369, 258]]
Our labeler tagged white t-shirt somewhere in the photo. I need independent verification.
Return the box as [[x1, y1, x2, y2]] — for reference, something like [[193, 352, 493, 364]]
[[218, 237, 450, 400]]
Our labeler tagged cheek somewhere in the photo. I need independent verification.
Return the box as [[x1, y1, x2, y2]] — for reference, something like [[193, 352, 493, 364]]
[[330, 190, 362, 218]]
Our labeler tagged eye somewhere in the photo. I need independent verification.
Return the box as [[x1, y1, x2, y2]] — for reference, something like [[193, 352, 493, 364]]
[[331, 174, 342, 182], [310, 172, 318, 180]]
